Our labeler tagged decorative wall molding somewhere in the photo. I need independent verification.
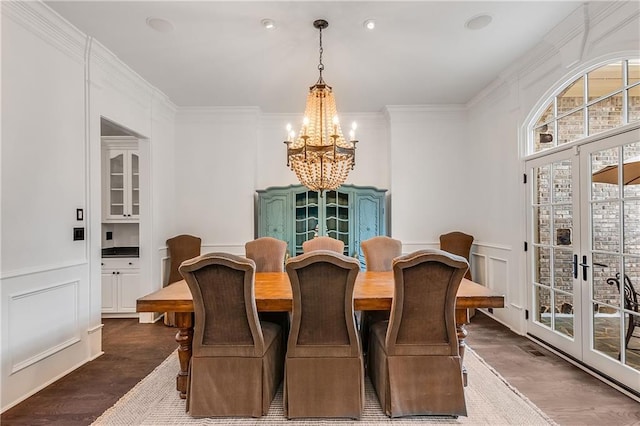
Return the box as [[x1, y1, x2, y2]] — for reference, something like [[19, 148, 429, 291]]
[[2, 1, 86, 64], [1, 260, 87, 280], [88, 40, 157, 111], [8, 280, 80, 374], [467, 1, 637, 109]]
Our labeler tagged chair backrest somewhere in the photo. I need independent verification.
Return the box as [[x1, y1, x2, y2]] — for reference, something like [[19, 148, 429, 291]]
[[385, 249, 468, 357], [361, 236, 402, 272], [285, 250, 361, 357], [439, 231, 474, 279], [179, 253, 265, 357], [166, 234, 201, 284], [302, 236, 345, 254], [245, 237, 288, 272]]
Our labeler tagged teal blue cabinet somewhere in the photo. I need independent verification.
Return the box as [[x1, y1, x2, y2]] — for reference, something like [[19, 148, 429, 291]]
[[257, 185, 387, 266]]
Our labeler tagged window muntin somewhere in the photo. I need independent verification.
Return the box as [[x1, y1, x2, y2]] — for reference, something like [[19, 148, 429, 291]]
[[530, 59, 640, 154]]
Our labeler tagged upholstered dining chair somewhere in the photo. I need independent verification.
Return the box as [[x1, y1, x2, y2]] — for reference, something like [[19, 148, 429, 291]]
[[178, 253, 285, 417], [284, 250, 364, 419], [165, 234, 201, 326], [439, 231, 474, 280], [368, 249, 469, 418], [302, 236, 345, 254], [245, 237, 290, 342], [360, 236, 403, 354], [245, 237, 287, 272], [361, 236, 402, 272]]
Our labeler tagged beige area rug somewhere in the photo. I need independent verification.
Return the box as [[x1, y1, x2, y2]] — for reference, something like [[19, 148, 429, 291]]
[[93, 348, 556, 426]]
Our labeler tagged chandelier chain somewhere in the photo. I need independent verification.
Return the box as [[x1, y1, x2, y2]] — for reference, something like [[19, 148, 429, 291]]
[[318, 26, 324, 75]]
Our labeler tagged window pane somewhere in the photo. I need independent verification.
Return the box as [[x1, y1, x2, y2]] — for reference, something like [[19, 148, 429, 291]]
[[535, 285, 552, 326], [588, 62, 623, 101], [624, 202, 640, 256], [593, 305, 622, 361], [629, 59, 640, 85], [557, 77, 584, 114], [535, 246, 551, 286], [629, 84, 640, 124], [552, 160, 572, 203], [555, 290, 574, 338], [593, 255, 621, 306], [588, 94, 623, 136], [557, 109, 584, 145], [623, 141, 640, 198], [534, 124, 555, 152], [591, 147, 620, 201], [534, 206, 551, 244], [533, 103, 555, 153], [592, 201, 621, 253], [535, 164, 551, 204]]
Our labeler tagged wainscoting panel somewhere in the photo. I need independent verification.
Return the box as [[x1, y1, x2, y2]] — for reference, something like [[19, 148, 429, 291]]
[[1, 262, 92, 412], [8, 281, 80, 374], [471, 253, 487, 285]]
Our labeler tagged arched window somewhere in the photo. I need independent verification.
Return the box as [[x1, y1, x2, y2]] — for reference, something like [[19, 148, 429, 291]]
[[530, 59, 639, 154]]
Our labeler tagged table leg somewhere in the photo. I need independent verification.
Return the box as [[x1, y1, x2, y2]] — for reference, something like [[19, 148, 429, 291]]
[[455, 308, 470, 387], [174, 312, 193, 399]]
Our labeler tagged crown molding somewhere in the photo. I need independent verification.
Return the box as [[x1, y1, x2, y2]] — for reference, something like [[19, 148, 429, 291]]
[[467, 2, 638, 110], [2, 0, 86, 64]]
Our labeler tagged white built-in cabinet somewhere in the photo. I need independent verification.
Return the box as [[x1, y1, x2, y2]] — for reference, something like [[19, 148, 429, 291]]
[[102, 136, 139, 222], [101, 257, 139, 316]]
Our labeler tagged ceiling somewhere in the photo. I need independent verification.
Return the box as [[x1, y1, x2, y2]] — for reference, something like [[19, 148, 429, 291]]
[[45, 1, 583, 113]]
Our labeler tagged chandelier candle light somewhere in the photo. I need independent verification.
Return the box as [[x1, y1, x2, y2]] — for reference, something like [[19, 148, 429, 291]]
[[284, 19, 358, 195]]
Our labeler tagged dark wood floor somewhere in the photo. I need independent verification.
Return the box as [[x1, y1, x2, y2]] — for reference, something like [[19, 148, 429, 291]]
[[2, 313, 639, 425]]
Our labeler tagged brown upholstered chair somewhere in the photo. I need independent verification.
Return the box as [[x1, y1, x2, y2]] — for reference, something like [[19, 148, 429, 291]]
[[368, 249, 469, 418], [284, 250, 364, 419], [179, 253, 284, 417], [439, 231, 474, 280], [165, 234, 201, 326], [245, 237, 287, 272], [245, 237, 290, 342], [361, 236, 402, 271], [302, 236, 345, 254], [360, 236, 402, 353]]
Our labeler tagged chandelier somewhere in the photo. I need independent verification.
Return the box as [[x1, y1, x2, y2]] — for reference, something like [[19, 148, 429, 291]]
[[284, 19, 358, 195]]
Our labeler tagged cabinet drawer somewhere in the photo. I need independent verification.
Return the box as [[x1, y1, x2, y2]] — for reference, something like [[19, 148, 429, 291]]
[[101, 258, 139, 270]]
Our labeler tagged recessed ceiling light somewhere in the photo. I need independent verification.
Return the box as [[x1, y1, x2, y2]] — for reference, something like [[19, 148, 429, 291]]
[[465, 14, 492, 30], [146, 17, 174, 33], [261, 18, 276, 30], [363, 19, 376, 30]]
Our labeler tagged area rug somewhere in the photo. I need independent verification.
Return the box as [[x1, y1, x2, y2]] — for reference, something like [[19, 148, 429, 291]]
[[93, 348, 556, 425]]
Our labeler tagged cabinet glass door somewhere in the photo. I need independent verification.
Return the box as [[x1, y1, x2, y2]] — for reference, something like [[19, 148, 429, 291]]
[[325, 190, 350, 255], [295, 191, 319, 255], [109, 152, 125, 216], [130, 152, 139, 217]]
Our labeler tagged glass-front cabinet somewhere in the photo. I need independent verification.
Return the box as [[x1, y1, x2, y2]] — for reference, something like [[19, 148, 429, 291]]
[[257, 185, 387, 265], [102, 137, 139, 222]]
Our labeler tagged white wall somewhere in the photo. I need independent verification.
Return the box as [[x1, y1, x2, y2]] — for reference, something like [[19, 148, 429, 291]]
[[1, 2, 91, 410], [386, 106, 471, 249], [1, 1, 176, 410]]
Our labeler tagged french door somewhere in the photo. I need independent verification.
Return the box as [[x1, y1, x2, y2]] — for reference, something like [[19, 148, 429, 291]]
[[526, 128, 640, 393]]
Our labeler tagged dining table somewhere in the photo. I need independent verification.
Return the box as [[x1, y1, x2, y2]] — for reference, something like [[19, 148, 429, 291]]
[[137, 271, 505, 399]]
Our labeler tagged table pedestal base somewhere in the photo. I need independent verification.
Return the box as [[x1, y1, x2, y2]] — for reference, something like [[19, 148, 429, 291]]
[[174, 312, 193, 399]]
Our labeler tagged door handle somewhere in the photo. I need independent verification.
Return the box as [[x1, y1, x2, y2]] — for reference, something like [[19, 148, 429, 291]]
[[573, 254, 578, 279], [578, 255, 589, 281]]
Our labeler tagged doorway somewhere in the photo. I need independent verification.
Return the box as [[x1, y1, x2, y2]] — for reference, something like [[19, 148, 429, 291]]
[[526, 127, 640, 393]]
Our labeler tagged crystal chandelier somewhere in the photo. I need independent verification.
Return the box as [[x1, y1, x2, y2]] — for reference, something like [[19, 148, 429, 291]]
[[284, 19, 358, 195]]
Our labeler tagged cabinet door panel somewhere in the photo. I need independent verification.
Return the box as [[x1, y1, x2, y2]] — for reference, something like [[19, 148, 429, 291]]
[[119, 272, 139, 312], [101, 273, 117, 312]]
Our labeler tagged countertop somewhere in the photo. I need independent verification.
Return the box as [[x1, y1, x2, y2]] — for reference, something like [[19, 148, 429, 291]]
[[102, 247, 139, 258]]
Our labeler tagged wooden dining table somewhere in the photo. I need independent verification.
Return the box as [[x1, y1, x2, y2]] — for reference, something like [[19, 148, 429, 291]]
[[137, 271, 505, 398]]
